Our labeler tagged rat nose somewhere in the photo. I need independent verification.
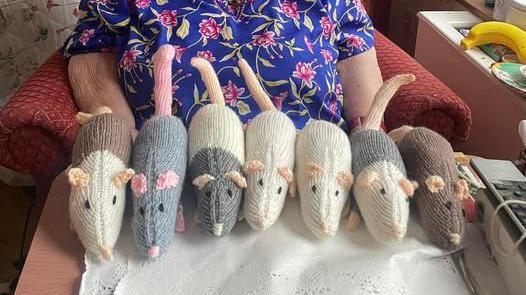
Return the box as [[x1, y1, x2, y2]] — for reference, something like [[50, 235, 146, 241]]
[[148, 246, 160, 258], [255, 219, 266, 230], [449, 233, 461, 245], [213, 223, 223, 237], [320, 221, 330, 233]]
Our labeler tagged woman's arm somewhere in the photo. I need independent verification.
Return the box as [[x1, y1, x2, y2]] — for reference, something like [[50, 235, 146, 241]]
[[68, 52, 136, 131], [337, 47, 383, 126]]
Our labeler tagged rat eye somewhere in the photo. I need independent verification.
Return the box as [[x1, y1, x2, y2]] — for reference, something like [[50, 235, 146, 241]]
[[278, 187, 283, 194], [205, 191, 212, 198], [258, 179, 263, 186], [159, 203, 164, 212], [462, 209, 466, 218], [227, 189, 233, 198], [445, 201, 452, 210], [335, 190, 339, 196], [312, 185, 317, 193], [380, 188, 386, 195], [85, 200, 91, 210], [139, 207, 145, 217], [112, 195, 117, 205]]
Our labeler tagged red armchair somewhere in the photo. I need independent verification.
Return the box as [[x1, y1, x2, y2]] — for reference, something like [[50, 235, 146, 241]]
[[0, 32, 471, 203]]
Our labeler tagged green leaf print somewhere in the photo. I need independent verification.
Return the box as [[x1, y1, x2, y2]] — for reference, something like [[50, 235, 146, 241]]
[[304, 15, 314, 32], [259, 57, 275, 68], [237, 101, 251, 115], [264, 79, 288, 87], [176, 18, 190, 39]]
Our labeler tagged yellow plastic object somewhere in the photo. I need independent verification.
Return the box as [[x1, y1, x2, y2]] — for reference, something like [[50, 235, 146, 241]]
[[460, 21, 526, 64]]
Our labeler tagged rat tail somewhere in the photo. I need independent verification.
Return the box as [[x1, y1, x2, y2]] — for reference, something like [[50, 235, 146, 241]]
[[153, 45, 176, 116], [191, 58, 225, 106], [238, 59, 276, 112], [362, 74, 415, 130]]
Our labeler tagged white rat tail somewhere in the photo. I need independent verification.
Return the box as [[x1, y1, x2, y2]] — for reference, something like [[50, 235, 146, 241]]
[[191, 58, 225, 106], [362, 74, 415, 130], [238, 59, 276, 112], [153, 45, 176, 116]]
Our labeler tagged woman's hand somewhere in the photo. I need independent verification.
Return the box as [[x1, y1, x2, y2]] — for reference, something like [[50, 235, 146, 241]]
[[337, 47, 383, 128], [68, 52, 136, 132]]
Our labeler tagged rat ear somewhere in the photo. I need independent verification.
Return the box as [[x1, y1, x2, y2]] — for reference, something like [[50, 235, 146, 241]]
[[112, 169, 135, 187], [306, 162, 323, 177], [192, 174, 215, 190], [243, 160, 265, 174], [424, 175, 445, 193], [68, 167, 89, 188], [399, 178, 416, 197], [357, 171, 378, 188], [131, 174, 147, 197], [278, 167, 294, 184], [454, 179, 469, 200], [156, 170, 179, 190], [336, 171, 354, 190], [225, 171, 247, 188]]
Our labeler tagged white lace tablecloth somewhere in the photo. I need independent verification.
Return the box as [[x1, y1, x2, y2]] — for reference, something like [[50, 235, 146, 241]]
[[79, 193, 474, 295]]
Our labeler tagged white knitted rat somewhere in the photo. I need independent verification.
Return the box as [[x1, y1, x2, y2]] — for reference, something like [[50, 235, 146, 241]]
[[348, 74, 417, 243], [237, 59, 296, 231], [188, 58, 247, 237], [295, 121, 353, 238], [68, 107, 134, 261]]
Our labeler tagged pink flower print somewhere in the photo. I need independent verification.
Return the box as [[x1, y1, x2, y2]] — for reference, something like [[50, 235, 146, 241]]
[[320, 17, 334, 39], [329, 99, 338, 115], [343, 33, 365, 51], [222, 80, 245, 106], [173, 45, 186, 63], [252, 32, 277, 48], [196, 50, 216, 62], [120, 49, 140, 71], [280, 1, 299, 19], [335, 83, 343, 95], [354, 0, 367, 15], [158, 10, 177, 27], [199, 18, 222, 39], [79, 29, 95, 46], [292, 62, 317, 88], [131, 174, 147, 196], [156, 170, 179, 190], [303, 35, 314, 54], [272, 91, 288, 111], [321, 50, 333, 64], [135, 0, 150, 9]]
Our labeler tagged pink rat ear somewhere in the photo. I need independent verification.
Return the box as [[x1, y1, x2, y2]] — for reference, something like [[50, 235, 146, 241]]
[[336, 171, 354, 190], [277, 167, 294, 184], [357, 170, 378, 188], [243, 160, 265, 174], [112, 168, 135, 187], [68, 167, 89, 188], [306, 162, 323, 177], [192, 174, 215, 190], [400, 177, 417, 198], [225, 171, 247, 188], [425, 175, 445, 193], [156, 170, 179, 190], [454, 179, 470, 200], [131, 173, 147, 197]]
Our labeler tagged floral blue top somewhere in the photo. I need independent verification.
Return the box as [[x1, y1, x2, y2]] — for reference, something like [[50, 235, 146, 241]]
[[64, 0, 375, 130]]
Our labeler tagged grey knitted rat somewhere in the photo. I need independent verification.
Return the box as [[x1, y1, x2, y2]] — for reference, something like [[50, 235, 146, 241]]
[[348, 74, 417, 243], [390, 126, 469, 250], [237, 59, 296, 231], [68, 106, 134, 261], [188, 58, 246, 237], [131, 45, 187, 258]]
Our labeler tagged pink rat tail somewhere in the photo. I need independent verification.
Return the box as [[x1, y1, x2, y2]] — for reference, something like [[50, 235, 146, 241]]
[[153, 45, 176, 117]]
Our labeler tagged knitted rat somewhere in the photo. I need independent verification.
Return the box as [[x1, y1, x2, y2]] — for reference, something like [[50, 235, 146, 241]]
[[295, 121, 353, 238], [188, 58, 247, 237], [389, 126, 469, 250], [237, 59, 296, 231], [348, 74, 417, 243], [130, 45, 188, 258], [68, 107, 134, 261]]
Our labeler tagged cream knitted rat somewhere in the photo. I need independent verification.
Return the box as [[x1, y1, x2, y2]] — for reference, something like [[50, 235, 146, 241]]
[[237, 59, 296, 231], [348, 74, 417, 244], [68, 107, 134, 261], [389, 126, 469, 250], [295, 120, 353, 237], [188, 58, 247, 237], [131, 45, 187, 258]]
